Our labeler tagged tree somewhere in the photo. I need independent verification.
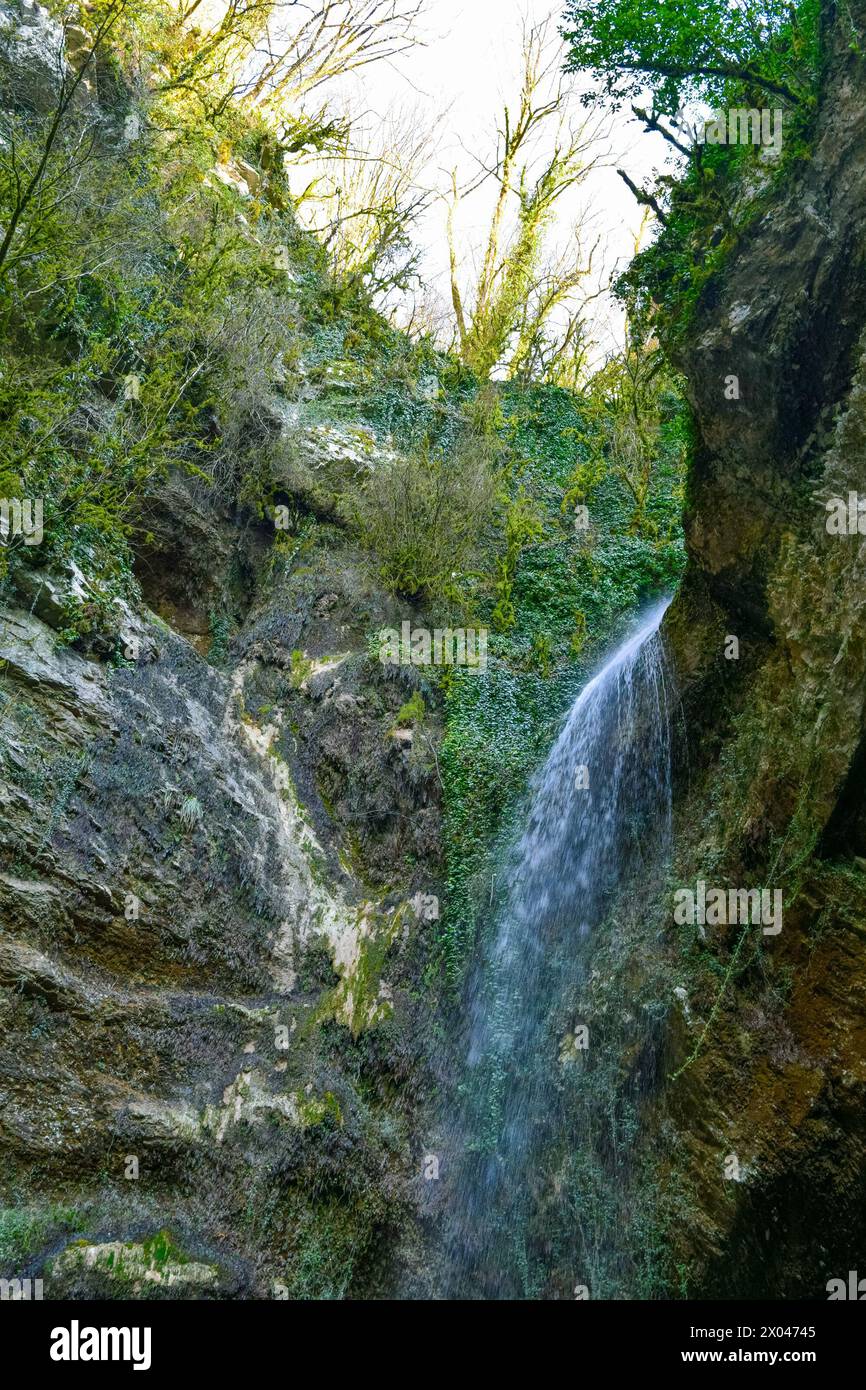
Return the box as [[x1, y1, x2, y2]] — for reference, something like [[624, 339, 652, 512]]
[[509, 234, 602, 387], [564, 315, 685, 538], [446, 16, 606, 382], [0, 0, 131, 282], [340, 443, 499, 599], [243, 0, 426, 114], [158, 0, 427, 128], [588, 341, 665, 533], [561, 0, 821, 115], [292, 101, 439, 303]]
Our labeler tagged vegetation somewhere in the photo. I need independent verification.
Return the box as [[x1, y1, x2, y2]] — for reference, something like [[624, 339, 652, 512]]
[[562, 0, 822, 111], [0, 0, 696, 1302], [447, 16, 605, 383], [292, 101, 439, 308], [0, 1203, 81, 1267], [563, 0, 825, 346], [340, 439, 499, 600]]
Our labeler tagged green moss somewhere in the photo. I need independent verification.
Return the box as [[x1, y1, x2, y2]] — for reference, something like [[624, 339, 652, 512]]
[[0, 1204, 81, 1268], [297, 1090, 344, 1127], [289, 649, 313, 689], [393, 690, 425, 728], [437, 381, 686, 986], [140, 1229, 191, 1269]]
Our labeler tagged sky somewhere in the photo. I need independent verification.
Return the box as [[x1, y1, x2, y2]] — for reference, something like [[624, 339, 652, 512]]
[[298, 0, 674, 367]]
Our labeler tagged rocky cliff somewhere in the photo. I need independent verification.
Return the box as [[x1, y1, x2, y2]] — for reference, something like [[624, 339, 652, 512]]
[[0, 0, 461, 1297], [1, 486, 445, 1296], [657, 0, 866, 1297], [3, 0, 864, 1304]]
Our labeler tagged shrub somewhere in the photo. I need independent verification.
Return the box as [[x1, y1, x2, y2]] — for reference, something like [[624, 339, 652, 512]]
[[393, 691, 426, 728], [340, 444, 498, 600]]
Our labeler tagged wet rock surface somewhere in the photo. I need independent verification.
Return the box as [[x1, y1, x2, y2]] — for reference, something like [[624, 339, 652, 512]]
[[0, 498, 443, 1297], [656, 0, 866, 1297]]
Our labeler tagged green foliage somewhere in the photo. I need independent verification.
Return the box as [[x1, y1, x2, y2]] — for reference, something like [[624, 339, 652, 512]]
[[140, 1229, 191, 1270], [178, 795, 203, 829], [208, 611, 231, 666], [566, 1, 825, 348], [563, 0, 822, 112], [0, 1204, 81, 1268], [614, 137, 773, 344], [530, 631, 553, 678], [340, 442, 498, 601], [564, 342, 687, 536], [491, 489, 544, 633], [394, 691, 426, 727], [289, 649, 313, 689], [570, 609, 588, 656]]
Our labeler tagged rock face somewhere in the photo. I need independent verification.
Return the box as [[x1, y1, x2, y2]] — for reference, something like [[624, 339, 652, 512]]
[[0, 1, 67, 113], [656, 0, 866, 1296], [0, 499, 443, 1297], [4, 0, 862, 1306], [0, 0, 447, 1298]]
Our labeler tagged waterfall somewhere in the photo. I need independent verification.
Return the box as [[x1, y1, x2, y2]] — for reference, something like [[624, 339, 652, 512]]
[[445, 597, 675, 1298]]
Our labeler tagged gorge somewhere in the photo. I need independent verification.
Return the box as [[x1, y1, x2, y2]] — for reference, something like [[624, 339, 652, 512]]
[[1, 0, 865, 1306]]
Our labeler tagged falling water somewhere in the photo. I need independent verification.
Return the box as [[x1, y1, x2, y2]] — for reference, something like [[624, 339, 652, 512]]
[[445, 597, 675, 1298]]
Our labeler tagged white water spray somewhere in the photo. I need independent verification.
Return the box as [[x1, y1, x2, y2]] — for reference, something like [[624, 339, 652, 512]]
[[446, 598, 675, 1297]]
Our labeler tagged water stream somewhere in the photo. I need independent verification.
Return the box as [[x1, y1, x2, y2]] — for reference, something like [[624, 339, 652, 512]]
[[446, 598, 675, 1298]]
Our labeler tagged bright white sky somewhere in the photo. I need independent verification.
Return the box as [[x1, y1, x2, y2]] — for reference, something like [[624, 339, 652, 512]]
[[309, 0, 674, 365]]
